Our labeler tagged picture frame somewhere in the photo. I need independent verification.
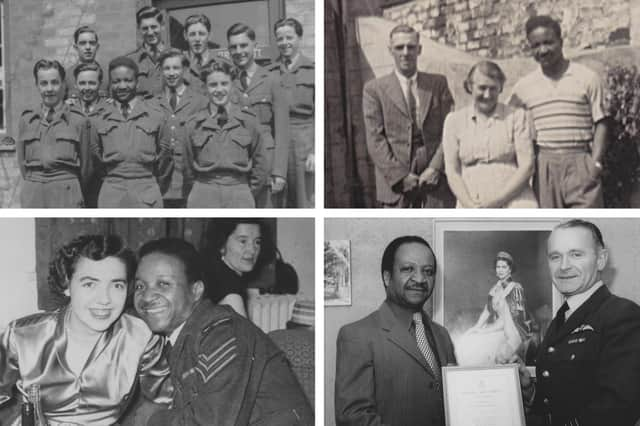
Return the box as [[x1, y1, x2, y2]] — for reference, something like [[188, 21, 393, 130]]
[[433, 219, 562, 366], [324, 240, 352, 306]]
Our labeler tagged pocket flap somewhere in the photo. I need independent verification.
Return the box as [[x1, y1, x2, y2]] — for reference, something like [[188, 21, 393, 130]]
[[55, 129, 80, 143], [98, 124, 119, 135], [192, 133, 211, 148], [231, 130, 252, 147]]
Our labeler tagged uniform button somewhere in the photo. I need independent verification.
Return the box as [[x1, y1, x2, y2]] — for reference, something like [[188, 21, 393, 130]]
[[547, 346, 555, 353], [570, 354, 576, 360], [543, 398, 550, 405], [171, 138, 176, 142], [171, 114, 176, 118], [541, 370, 550, 378], [244, 93, 249, 97], [170, 126, 176, 130]]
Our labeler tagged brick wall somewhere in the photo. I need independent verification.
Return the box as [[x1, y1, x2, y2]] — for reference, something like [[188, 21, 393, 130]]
[[285, 0, 315, 59], [383, 0, 631, 59]]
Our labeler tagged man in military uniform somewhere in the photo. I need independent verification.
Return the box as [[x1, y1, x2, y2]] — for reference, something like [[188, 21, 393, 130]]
[[88, 56, 172, 208], [181, 14, 223, 94], [18, 59, 91, 208], [154, 48, 207, 208], [515, 219, 640, 425], [271, 17, 314, 208], [184, 61, 269, 208], [227, 22, 288, 208], [126, 6, 166, 97], [65, 26, 109, 101], [133, 237, 314, 425]]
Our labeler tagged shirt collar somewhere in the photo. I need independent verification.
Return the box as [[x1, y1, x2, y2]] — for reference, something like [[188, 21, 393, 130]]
[[469, 102, 507, 122], [244, 62, 258, 79], [394, 69, 417, 86], [565, 280, 604, 317], [168, 321, 186, 346], [287, 53, 301, 69], [166, 83, 186, 97]]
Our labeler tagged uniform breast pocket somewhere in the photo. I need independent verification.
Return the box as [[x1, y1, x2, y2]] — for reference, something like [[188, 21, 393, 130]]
[[229, 130, 252, 166], [54, 130, 80, 162], [135, 121, 159, 160], [253, 98, 273, 124], [192, 133, 215, 166], [98, 124, 121, 157], [20, 132, 41, 162], [559, 330, 600, 384]]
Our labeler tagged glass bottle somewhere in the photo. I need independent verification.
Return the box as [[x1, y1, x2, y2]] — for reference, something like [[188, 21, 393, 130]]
[[20, 399, 35, 426], [27, 384, 47, 426]]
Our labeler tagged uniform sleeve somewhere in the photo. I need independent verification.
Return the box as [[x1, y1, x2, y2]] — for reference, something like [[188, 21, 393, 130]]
[[146, 318, 252, 426], [75, 116, 95, 198], [335, 326, 389, 426], [138, 333, 172, 405], [0, 324, 20, 406], [16, 115, 28, 179], [154, 114, 174, 195], [182, 119, 196, 200], [270, 75, 290, 179], [249, 120, 269, 193]]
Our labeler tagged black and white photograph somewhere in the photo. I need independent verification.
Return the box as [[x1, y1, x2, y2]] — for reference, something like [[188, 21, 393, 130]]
[[0, 0, 315, 208], [326, 0, 640, 208], [325, 217, 640, 426], [0, 217, 315, 425]]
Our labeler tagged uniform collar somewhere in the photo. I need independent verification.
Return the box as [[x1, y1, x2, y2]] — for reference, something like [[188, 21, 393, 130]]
[[168, 321, 186, 346], [564, 280, 604, 318]]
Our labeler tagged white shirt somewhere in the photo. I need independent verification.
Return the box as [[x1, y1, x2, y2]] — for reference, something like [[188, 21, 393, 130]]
[[168, 321, 186, 346], [394, 70, 419, 113], [563, 280, 604, 320]]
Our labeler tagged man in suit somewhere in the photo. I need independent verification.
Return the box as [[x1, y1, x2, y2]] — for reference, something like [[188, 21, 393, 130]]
[[514, 219, 640, 426], [335, 236, 456, 426], [363, 25, 455, 208]]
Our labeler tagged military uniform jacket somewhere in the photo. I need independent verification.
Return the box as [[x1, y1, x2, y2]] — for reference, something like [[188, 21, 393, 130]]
[[184, 104, 269, 191], [88, 97, 173, 191], [183, 48, 231, 95], [153, 86, 208, 199], [232, 64, 289, 178], [147, 300, 313, 426], [270, 54, 314, 122], [17, 103, 91, 186], [126, 45, 165, 97], [533, 285, 640, 426]]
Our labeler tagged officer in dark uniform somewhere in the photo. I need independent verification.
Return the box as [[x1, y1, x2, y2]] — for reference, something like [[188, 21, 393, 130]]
[[18, 59, 91, 208], [184, 61, 269, 208], [515, 219, 640, 426], [133, 238, 314, 426], [88, 56, 172, 208], [126, 6, 166, 97], [271, 17, 315, 208], [181, 13, 225, 94], [227, 22, 289, 208], [154, 48, 208, 208], [65, 26, 109, 101]]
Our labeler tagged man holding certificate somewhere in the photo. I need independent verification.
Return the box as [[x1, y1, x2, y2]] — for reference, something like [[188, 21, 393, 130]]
[[335, 236, 456, 426], [516, 219, 640, 426]]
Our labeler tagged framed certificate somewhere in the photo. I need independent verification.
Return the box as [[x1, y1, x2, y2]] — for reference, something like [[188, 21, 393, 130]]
[[443, 364, 526, 426]]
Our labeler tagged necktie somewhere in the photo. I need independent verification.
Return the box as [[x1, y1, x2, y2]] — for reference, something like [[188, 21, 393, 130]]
[[169, 89, 177, 111], [407, 79, 417, 124], [556, 301, 570, 329], [284, 58, 292, 70], [195, 54, 202, 68], [121, 102, 129, 120], [217, 105, 228, 127], [240, 70, 249, 91], [413, 312, 440, 381], [45, 108, 54, 123]]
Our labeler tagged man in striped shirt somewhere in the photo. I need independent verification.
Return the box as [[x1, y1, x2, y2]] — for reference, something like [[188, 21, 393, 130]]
[[509, 15, 609, 208]]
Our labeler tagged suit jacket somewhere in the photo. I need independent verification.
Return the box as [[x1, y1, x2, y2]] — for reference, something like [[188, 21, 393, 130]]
[[362, 71, 454, 206], [335, 301, 456, 426], [533, 285, 640, 426]]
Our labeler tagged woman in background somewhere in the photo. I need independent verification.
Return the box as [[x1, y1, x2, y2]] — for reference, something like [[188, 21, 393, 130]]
[[0, 235, 168, 426], [443, 61, 538, 208], [201, 218, 275, 317]]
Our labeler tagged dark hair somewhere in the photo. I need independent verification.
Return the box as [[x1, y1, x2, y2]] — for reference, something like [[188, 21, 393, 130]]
[[136, 6, 163, 26], [202, 219, 275, 271], [138, 238, 203, 285], [554, 219, 605, 249], [108, 56, 139, 77], [158, 48, 190, 68], [389, 24, 419, 42], [48, 235, 137, 303], [463, 60, 506, 94], [184, 13, 211, 33], [33, 59, 65, 83], [274, 17, 303, 37], [381, 236, 435, 282], [525, 15, 562, 39], [201, 60, 233, 82], [74, 61, 104, 84], [227, 22, 256, 41], [73, 26, 99, 44], [495, 251, 516, 273]]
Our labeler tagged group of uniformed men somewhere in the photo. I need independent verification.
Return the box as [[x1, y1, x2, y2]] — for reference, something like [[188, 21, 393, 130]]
[[18, 6, 315, 208]]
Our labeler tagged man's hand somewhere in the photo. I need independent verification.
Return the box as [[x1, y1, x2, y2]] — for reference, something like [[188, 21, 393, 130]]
[[507, 354, 535, 402], [418, 167, 440, 186], [400, 173, 419, 193], [305, 153, 315, 173], [589, 157, 603, 181], [271, 176, 286, 193]]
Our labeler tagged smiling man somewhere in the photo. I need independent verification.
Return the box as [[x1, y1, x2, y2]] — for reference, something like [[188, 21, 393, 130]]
[[509, 16, 609, 208], [514, 219, 640, 425], [65, 26, 108, 101], [133, 238, 313, 425], [335, 236, 456, 426], [126, 6, 166, 97]]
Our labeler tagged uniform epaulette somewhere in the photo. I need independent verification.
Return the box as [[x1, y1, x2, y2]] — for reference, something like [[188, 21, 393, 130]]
[[13, 311, 58, 328], [201, 316, 232, 335]]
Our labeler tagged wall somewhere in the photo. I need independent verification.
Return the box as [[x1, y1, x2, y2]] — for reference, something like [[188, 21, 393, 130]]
[[324, 217, 640, 426], [383, 0, 631, 58], [285, 0, 315, 59], [277, 217, 315, 301]]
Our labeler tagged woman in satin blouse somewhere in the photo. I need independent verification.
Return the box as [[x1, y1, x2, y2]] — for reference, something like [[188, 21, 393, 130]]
[[443, 61, 538, 208], [0, 235, 168, 426]]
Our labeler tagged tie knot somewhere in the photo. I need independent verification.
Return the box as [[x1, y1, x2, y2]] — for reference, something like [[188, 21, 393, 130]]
[[413, 312, 423, 324]]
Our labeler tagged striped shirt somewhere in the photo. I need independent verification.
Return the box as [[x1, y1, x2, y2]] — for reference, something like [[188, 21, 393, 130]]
[[508, 61, 607, 148]]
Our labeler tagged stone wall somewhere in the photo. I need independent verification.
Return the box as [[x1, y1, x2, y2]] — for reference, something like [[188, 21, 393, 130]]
[[383, 0, 631, 58]]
